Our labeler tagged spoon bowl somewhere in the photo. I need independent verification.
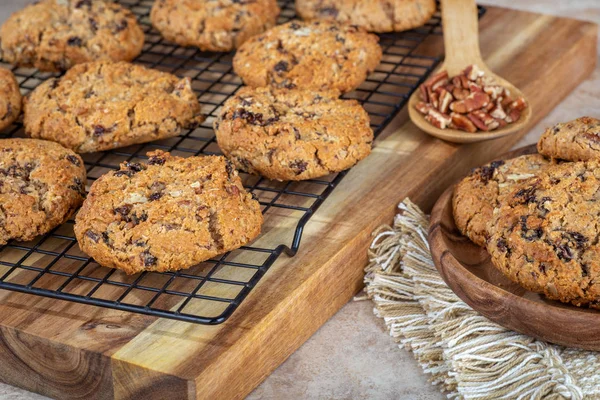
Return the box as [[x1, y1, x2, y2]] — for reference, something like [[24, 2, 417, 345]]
[[408, 0, 531, 144]]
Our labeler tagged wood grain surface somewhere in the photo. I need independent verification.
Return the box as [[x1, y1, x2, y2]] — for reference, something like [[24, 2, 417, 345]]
[[429, 145, 600, 350], [0, 7, 596, 400]]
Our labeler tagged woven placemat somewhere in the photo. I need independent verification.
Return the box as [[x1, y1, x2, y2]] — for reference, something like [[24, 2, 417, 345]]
[[358, 199, 600, 400]]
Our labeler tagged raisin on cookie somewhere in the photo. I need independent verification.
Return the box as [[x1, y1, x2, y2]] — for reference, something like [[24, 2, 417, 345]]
[[452, 154, 554, 247], [537, 116, 600, 162], [150, 0, 280, 52], [487, 161, 600, 308], [233, 20, 382, 93], [74, 151, 263, 274], [296, 0, 436, 33], [24, 61, 205, 153], [214, 86, 373, 181], [0, 139, 86, 245], [0, 0, 144, 72], [0, 68, 22, 132]]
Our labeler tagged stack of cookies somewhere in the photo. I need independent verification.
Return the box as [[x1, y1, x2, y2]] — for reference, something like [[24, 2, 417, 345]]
[[453, 117, 600, 309], [0, 0, 437, 274]]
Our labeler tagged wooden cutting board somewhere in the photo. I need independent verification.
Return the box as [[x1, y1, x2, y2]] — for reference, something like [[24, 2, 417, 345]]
[[0, 7, 596, 400]]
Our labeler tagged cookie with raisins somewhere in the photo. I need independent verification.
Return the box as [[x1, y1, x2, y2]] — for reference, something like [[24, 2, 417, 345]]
[[24, 61, 205, 153], [150, 0, 280, 52], [233, 20, 382, 93], [74, 150, 263, 274], [487, 161, 600, 308], [0, 0, 144, 72], [296, 0, 436, 33], [538, 117, 600, 162], [452, 154, 555, 247], [214, 86, 373, 181], [0, 139, 86, 244], [0, 68, 22, 132]]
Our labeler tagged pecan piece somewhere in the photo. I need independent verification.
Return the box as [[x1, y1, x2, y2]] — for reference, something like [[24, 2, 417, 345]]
[[450, 113, 477, 133], [415, 101, 434, 115], [472, 110, 500, 130], [423, 71, 449, 90], [449, 91, 490, 113], [438, 89, 453, 114], [490, 101, 507, 120], [424, 110, 451, 129], [467, 112, 488, 131], [505, 108, 522, 123], [452, 87, 469, 100], [508, 97, 527, 112]]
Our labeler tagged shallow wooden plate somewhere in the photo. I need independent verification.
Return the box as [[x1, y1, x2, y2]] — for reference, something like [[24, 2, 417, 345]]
[[429, 145, 600, 350]]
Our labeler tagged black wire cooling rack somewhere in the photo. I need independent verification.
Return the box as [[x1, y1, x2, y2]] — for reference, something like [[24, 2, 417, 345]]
[[0, 1, 485, 324]]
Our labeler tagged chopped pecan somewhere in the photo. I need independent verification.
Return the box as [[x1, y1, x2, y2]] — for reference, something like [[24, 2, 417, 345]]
[[467, 112, 488, 131], [419, 84, 428, 102], [472, 110, 500, 130], [452, 87, 470, 100], [438, 89, 453, 114], [508, 97, 527, 112], [449, 91, 490, 114], [467, 82, 483, 93], [490, 101, 507, 120], [424, 110, 451, 129], [430, 91, 439, 109], [452, 76, 463, 88], [464, 64, 484, 81], [505, 108, 521, 123], [415, 101, 434, 114], [483, 85, 504, 100], [451, 113, 477, 133], [423, 71, 449, 90]]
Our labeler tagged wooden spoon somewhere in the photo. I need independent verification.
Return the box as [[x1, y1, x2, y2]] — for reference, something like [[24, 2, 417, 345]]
[[408, 0, 532, 143]]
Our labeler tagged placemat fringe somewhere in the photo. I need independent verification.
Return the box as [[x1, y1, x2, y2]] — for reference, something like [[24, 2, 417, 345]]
[[360, 198, 597, 399]]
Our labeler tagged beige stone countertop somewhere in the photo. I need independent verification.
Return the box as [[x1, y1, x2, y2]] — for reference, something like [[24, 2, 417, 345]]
[[0, 1, 599, 399]]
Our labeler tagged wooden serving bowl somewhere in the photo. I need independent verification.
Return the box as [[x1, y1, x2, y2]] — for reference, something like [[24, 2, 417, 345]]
[[429, 145, 600, 350]]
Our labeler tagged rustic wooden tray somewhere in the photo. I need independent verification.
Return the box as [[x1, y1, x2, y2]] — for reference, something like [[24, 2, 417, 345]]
[[429, 145, 600, 351], [0, 7, 596, 400]]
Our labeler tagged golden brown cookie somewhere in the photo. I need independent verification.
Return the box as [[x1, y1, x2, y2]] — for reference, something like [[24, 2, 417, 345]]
[[487, 161, 600, 308], [0, 138, 86, 245], [74, 150, 263, 275], [233, 20, 382, 93], [537, 116, 600, 162], [0, 0, 144, 72], [452, 154, 554, 247], [296, 0, 436, 33], [214, 86, 373, 181], [150, 0, 280, 52], [0, 68, 22, 132], [23, 61, 205, 153]]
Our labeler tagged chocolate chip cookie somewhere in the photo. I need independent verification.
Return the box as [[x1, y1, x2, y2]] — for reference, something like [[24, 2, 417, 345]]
[[0, 138, 86, 245], [487, 161, 600, 308], [296, 0, 436, 33], [214, 86, 373, 181], [0, 68, 22, 132], [74, 150, 263, 274], [24, 61, 205, 153], [232, 20, 382, 93], [150, 0, 280, 52], [453, 154, 554, 247], [0, 0, 144, 72], [537, 117, 600, 162]]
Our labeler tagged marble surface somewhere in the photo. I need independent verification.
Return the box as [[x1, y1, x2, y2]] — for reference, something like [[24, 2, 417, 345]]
[[0, 1, 599, 399]]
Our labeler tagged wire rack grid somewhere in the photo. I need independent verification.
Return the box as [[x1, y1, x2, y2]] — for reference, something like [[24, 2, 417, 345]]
[[0, 0, 484, 324]]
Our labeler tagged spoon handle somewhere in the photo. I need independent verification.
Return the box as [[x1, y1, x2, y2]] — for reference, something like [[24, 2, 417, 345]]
[[441, 0, 483, 76]]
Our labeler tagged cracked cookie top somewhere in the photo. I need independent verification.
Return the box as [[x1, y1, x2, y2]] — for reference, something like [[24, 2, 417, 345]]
[[296, 0, 436, 33], [232, 20, 382, 93], [74, 150, 263, 274], [0, 68, 22, 132], [0, 138, 86, 245], [452, 154, 554, 247], [214, 86, 373, 181], [0, 0, 145, 72], [23, 61, 205, 153], [150, 0, 280, 52], [538, 117, 600, 162], [487, 161, 600, 308]]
